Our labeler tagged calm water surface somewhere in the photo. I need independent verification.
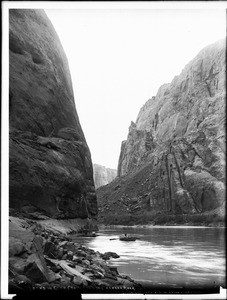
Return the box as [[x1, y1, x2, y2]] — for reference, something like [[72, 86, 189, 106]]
[[70, 226, 225, 288]]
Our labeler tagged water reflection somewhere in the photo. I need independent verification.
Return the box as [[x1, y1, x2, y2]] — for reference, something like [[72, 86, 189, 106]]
[[70, 226, 225, 288]]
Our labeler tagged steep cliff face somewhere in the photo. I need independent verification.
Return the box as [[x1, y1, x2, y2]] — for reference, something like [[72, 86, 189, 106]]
[[9, 9, 97, 219], [93, 164, 117, 189], [98, 39, 225, 223]]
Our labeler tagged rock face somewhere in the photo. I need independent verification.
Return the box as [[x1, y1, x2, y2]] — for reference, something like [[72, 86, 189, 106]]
[[9, 9, 97, 219], [93, 164, 117, 189], [98, 39, 226, 223]]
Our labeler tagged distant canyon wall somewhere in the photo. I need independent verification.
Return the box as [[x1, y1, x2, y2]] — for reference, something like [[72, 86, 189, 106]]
[[9, 9, 97, 220], [93, 164, 117, 189]]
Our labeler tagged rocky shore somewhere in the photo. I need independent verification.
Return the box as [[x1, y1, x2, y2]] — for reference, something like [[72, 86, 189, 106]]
[[9, 215, 141, 294]]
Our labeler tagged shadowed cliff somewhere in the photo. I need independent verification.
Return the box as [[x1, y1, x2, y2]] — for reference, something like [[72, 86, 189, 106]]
[[9, 9, 97, 220]]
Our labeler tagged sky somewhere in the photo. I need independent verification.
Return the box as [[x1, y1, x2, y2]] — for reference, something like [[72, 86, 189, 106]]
[[44, 7, 226, 169]]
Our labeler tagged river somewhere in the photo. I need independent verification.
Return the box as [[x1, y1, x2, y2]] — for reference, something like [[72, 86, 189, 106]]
[[70, 226, 225, 289]]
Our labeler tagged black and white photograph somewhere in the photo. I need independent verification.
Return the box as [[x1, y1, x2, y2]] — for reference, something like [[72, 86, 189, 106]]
[[1, 1, 226, 299]]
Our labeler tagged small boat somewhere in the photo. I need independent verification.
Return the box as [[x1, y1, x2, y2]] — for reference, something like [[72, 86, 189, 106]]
[[119, 235, 137, 241], [81, 232, 98, 237], [86, 232, 98, 237]]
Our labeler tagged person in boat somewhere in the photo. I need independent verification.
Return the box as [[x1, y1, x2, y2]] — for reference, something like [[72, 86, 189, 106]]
[[124, 233, 128, 237]]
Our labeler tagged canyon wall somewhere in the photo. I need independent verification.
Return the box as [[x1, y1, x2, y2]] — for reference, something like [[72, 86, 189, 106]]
[[98, 39, 225, 223], [93, 164, 117, 189], [9, 9, 97, 220]]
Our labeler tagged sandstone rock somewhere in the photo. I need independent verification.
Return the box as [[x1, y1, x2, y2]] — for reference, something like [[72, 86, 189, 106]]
[[62, 241, 77, 252], [90, 269, 104, 279], [43, 241, 57, 258], [9, 256, 30, 274], [47, 268, 59, 283], [82, 259, 90, 266], [59, 241, 68, 247], [45, 259, 58, 272], [57, 259, 92, 282], [109, 266, 119, 275], [9, 9, 97, 220], [76, 249, 87, 257], [67, 251, 74, 260], [93, 164, 117, 189], [117, 277, 135, 287], [24, 260, 48, 283], [101, 278, 119, 286], [21, 206, 37, 214], [93, 279, 110, 287], [60, 274, 71, 285], [73, 257, 83, 264], [9, 219, 35, 243], [14, 274, 32, 284], [9, 280, 24, 293], [73, 276, 86, 286], [101, 252, 120, 260], [9, 237, 27, 257], [34, 235, 45, 248], [54, 273, 62, 280], [98, 39, 225, 223], [56, 247, 64, 259]]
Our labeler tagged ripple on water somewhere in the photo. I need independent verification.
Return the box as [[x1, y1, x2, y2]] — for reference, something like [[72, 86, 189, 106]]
[[71, 227, 225, 287]]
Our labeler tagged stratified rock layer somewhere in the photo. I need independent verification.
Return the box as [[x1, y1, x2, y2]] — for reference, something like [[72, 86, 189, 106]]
[[98, 39, 226, 222], [9, 9, 97, 219], [93, 164, 117, 189]]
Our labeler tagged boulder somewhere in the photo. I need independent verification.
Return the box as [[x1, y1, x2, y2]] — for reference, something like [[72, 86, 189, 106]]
[[44, 257, 60, 273], [45, 259, 92, 283], [67, 251, 74, 260], [73, 276, 86, 286], [9, 237, 27, 257], [9, 257, 30, 275], [14, 274, 32, 284], [82, 259, 90, 266], [101, 252, 120, 260], [117, 277, 135, 287], [60, 274, 71, 285], [24, 260, 48, 283], [43, 241, 57, 258], [9, 219, 34, 243], [109, 266, 119, 275], [56, 247, 64, 260]]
